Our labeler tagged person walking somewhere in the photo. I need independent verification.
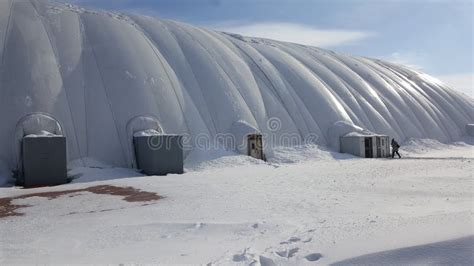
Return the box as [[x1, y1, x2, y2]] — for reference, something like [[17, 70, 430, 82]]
[[391, 138, 401, 158]]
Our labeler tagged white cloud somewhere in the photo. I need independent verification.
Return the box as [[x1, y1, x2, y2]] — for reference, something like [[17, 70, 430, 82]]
[[382, 51, 427, 70], [436, 73, 473, 97], [210, 22, 374, 47]]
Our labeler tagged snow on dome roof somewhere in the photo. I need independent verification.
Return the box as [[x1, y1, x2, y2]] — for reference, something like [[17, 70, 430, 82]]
[[343, 132, 376, 138], [0, 0, 472, 168]]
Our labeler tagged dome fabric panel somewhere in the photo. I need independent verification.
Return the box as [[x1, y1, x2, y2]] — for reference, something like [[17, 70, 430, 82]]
[[0, 0, 472, 168]]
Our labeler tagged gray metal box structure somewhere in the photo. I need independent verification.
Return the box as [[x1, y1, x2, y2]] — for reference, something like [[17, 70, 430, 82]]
[[340, 135, 365, 157], [340, 134, 390, 158], [466, 124, 474, 136], [22, 136, 67, 187], [133, 135, 183, 175]]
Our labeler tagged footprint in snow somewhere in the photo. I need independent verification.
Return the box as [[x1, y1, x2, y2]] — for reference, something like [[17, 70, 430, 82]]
[[288, 236, 301, 242], [258, 255, 276, 266], [232, 248, 251, 262], [275, 247, 299, 258], [280, 236, 300, 244], [232, 253, 247, 262], [305, 253, 323, 262]]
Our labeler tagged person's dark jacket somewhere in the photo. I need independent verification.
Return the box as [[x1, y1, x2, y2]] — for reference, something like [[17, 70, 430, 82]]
[[391, 139, 400, 151]]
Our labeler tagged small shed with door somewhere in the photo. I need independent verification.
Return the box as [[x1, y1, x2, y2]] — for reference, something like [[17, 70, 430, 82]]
[[340, 132, 390, 158], [247, 133, 265, 160], [231, 120, 266, 161]]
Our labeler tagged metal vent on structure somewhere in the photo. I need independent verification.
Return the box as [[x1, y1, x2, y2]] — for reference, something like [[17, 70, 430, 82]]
[[133, 134, 184, 176], [14, 113, 68, 187], [128, 116, 183, 176]]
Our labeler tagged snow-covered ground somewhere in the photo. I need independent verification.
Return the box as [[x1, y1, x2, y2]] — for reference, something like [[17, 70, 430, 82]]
[[0, 139, 473, 264], [0, 1, 471, 264]]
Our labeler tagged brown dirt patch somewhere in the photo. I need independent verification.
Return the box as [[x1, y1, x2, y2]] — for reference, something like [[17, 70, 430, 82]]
[[0, 185, 163, 219]]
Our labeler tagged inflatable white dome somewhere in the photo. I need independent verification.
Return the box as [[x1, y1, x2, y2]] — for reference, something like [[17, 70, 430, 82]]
[[0, 0, 472, 169]]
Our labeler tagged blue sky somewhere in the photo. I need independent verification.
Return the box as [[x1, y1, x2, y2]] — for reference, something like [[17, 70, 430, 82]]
[[66, 0, 473, 96]]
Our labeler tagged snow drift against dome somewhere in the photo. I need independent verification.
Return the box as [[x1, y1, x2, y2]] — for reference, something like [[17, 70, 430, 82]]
[[0, 0, 472, 169]]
